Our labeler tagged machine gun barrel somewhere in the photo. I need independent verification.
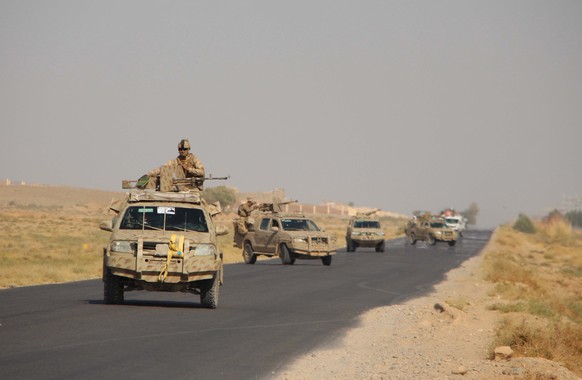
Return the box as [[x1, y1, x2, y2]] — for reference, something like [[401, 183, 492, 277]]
[[259, 199, 298, 213], [357, 208, 380, 216], [172, 175, 230, 184], [122, 175, 230, 189]]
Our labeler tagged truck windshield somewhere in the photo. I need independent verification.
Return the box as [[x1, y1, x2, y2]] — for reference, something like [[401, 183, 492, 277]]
[[354, 221, 380, 228], [119, 206, 208, 232], [281, 219, 320, 231]]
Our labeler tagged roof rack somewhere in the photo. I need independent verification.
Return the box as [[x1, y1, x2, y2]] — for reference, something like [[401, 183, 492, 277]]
[[127, 188, 202, 204]]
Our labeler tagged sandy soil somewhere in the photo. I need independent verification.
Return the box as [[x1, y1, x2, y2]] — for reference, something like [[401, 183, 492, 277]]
[[272, 252, 580, 380]]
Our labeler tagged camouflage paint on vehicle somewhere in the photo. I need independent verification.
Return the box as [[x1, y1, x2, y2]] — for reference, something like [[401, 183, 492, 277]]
[[345, 210, 385, 252], [100, 185, 227, 308], [234, 205, 336, 266], [404, 213, 457, 247]]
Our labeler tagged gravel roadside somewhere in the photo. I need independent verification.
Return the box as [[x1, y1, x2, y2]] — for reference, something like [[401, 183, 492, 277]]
[[271, 251, 580, 380]]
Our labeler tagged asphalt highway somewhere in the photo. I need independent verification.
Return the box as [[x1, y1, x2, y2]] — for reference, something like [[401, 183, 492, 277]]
[[0, 230, 491, 380]]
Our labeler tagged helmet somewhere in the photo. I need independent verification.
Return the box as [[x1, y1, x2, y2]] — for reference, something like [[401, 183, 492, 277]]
[[178, 139, 191, 150]]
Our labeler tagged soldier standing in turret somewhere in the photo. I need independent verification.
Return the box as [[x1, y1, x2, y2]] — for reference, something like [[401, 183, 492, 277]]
[[235, 197, 258, 233], [238, 197, 259, 218], [147, 139, 205, 191]]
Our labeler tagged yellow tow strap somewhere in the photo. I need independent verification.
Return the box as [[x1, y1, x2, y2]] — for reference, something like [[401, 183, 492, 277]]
[[158, 234, 184, 282]]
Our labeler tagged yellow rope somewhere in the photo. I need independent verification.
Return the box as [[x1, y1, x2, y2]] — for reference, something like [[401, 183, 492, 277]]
[[158, 234, 184, 282]]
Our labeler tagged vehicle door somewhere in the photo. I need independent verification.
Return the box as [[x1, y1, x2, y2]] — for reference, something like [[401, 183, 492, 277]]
[[419, 221, 429, 239], [263, 218, 280, 254], [253, 217, 272, 253]]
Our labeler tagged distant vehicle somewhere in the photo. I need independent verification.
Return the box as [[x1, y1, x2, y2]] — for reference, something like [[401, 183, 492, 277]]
[[99, 178, 228, 308], [234, 208, 337, 266], [345, 210, 385, 252], [405, 214, 457, 246], [443, 215, 466, 237]]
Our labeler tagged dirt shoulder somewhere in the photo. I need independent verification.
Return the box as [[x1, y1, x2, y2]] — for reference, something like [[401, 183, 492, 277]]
[[273, 249, 580, 380]]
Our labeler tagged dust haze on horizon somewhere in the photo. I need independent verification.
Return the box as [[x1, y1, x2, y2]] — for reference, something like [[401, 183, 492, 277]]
[[1, 1, 581, 228]]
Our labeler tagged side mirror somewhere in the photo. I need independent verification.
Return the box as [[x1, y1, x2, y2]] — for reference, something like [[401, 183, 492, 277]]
[[207, 201, 222, 217], [99, 220, 113, 232], [216, 224, 229, 236]]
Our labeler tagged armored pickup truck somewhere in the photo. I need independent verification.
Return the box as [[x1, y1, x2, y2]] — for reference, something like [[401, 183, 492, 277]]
[[100, 182, 228, 308], [345, 211, 385, 252], [234, 210, 337, 266], [405, 216, 457, 247]]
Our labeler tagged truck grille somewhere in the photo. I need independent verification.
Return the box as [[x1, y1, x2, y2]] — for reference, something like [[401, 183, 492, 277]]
[[311, 237, 328, 244], [143, 241, 159, 251]]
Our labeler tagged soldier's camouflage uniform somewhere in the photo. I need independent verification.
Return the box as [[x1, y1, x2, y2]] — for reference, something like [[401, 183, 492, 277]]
[[238, 200, 259, 218], [147, 153, 205, 192], [235, 200, 259, 236]]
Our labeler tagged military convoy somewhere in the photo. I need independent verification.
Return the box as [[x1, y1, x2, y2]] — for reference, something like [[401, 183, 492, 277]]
[[233, 201, 337, 266], [100, 177, 228, 308], [404, 212, 458, 246], [345, 210, 385, 252], [100, 165, 463, 309]]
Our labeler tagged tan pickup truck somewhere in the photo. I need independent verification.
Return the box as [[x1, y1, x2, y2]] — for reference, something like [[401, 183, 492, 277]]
[[100, 187, 227, 308], [234, 212, 337, 266], [405, 216, 457, 247]]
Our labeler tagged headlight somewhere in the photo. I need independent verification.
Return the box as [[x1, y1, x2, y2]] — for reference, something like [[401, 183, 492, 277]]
[[378, 231, 385, 236], [110, 240, 133, 253], [293, 237, 308, 243], [192, 244, 216, 256], [435, 231, 442, 235], [351, 231, 361, 236]]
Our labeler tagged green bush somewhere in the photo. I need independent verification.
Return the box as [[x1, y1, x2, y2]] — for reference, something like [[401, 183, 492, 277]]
[[565, 210, 582, 228], [461, 202, 479, 225], [202, 186, 237, 209], [513, 213, 536, 234]]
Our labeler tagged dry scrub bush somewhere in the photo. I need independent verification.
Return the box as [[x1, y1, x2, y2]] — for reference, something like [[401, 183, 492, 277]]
[[538, 218, 575, 246], [484, 225, 582, 377], [491, 315, 582, 376], [0, 210, 105, 287], [483, 228, 547, 298]]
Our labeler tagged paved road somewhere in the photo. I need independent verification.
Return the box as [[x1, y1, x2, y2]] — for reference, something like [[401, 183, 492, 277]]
[[0, 230, 491, 380]]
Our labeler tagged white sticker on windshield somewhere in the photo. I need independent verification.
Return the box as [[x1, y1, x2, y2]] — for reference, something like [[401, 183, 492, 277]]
[[157, 207, 175, 215]]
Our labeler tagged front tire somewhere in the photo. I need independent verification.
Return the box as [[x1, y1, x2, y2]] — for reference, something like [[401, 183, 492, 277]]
[[375, 241, 385, 252], [321, 255, 332, 266], [104, 270, 124, 305], [408, 234, 417, 245], [200, 271, 220, 309], [427, 235, 436, 246], [280, 244, 294, 265], [448, 240, 456, 247], [346, 239, 355, 252], [243, 242, 257, 264]]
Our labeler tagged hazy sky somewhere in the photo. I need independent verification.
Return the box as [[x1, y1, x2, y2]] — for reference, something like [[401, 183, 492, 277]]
[[1, 1, 581, 228]]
